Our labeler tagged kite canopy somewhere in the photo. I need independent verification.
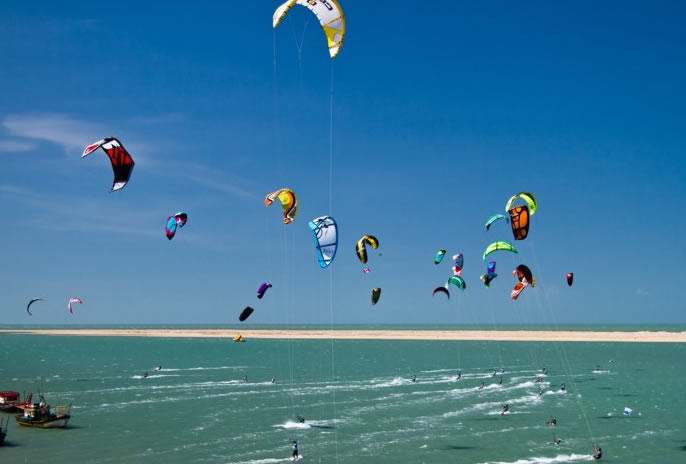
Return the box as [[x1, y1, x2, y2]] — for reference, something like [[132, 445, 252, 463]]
[[26, 298, 44, 316], [432, 286, 450, 299], [265, 188, 298, 224], [82, 137, 135, 191], [508, 205, 530, 241], [257, 282, 272, 299], [566, 272, 574, 287], [452, 253, 464, 276], [68, 297, 83, 314], [485, 214, 508, 231], [448, 276, 466, 290], [308, 216, 338, 268], [239, 306, 255, 322], [505, 192, 537, 216], [165, 212, 188, 240], [273, 0, 346, 59], [434, 249, 447, 265], [356, 235, 379, 265], [371, 288, 381, 305], [511, 265, 534, 300], [482, 241, 518, 261], [481, 261, 498, 287]]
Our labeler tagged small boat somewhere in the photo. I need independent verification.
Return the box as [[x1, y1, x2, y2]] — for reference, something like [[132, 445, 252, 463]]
[[15, 399, 71, 429], [0, 391, 32, 413]]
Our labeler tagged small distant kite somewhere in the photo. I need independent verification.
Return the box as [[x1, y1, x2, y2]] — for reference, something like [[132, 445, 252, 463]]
[[165, 212, 188, 240], [265, 188, 297, 224], [68, 297, 83, 314], [481, 261, 498, 287], [371, 288, 381, 305], [356, 235, 379, 265], [483, 241, 518, 261], [434, 249, 447, 265], [308, 216, 338, 268], [273, 0, 346, 59], [505, 192, 537, 216], [257, 283, 272, 299], [485, 214, 508, 231], [452, 253, 464, 276], [511, 265, 535, 301], [432, 286, 450, 299], [448, 276, 466, 291], [82, 137, 135, 191], [508, 205, 530, 241], [566, 273, 574, 287], [26, 298, 44, 316], [239, 306, 255, 322]]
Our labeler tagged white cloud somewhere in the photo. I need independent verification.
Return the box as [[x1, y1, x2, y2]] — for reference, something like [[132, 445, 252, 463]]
[[3, 113, 101, 155], [0, 139, 36, 153]]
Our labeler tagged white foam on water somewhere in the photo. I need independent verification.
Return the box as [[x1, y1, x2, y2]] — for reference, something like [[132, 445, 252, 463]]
[[479, 453, 594, 464], [233, 457, 303, 464], [273, 421, 311, 430]]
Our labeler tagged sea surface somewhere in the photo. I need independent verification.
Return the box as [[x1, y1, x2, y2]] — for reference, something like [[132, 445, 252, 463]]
[[1, 330, 685, 463]]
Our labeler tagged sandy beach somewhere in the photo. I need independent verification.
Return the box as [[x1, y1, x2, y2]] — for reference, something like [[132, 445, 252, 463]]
[[1, 328, 685, 343]]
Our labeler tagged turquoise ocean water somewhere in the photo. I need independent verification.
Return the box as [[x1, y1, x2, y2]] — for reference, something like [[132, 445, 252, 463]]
[[1, 330, 685, 463]]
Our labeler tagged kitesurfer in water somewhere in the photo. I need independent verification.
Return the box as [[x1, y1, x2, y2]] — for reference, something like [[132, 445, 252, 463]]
[[143, 372, 149, 379], [542, 367, 548, 375], [592, 444, 602, 460], [501, 404, 510, 415], [560, 383, 566, 392], [546, 417, 557, 426], [296, 415, 305, 424], [244, 375, 248, 383], [498, 377, 503, 385], [411, 375, 417, 383], [456, 370, 462, 380], [271, 378, 276, 384], [479, 382, 485, 390], [291, 440, 299, 460], [155, 365, 162, 371], [553, 435, 562, 445], [492, 370, 497, 377]]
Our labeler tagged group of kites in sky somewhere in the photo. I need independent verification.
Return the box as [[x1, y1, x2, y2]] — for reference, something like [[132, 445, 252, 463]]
[[22, 1, 575, 322], [21, 0, 602, 461]]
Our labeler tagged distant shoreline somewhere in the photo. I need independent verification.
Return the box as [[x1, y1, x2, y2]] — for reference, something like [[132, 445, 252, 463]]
[[1, 328, 685, 343]]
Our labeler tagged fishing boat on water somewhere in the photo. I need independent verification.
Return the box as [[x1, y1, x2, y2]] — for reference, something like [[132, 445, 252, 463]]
[[0, 391, 33, 413], [15, 396, 71, 429]]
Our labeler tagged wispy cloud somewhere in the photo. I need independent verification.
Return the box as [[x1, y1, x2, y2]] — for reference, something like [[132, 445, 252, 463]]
[[3, 113, 101, 155], [169, 162, 259, 200], [0, 184, 237, 252], [0, 183, 158, 238], [0, 139, 36, 153]]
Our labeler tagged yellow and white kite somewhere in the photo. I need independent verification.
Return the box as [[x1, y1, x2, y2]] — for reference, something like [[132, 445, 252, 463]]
[[273, 0, 346, 59]]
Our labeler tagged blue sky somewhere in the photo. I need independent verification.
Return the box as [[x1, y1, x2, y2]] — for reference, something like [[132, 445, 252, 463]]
[[1, 1, 685, 325]]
